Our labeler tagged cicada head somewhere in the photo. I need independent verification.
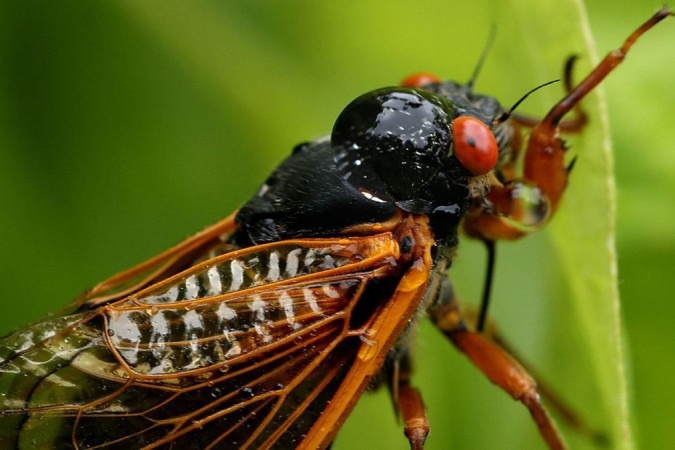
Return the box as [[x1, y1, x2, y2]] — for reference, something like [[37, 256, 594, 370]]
[[331, 84, 508, 239]]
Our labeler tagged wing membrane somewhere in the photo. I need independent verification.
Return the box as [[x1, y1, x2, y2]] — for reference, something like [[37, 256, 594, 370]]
[[0, 232, 408, 449], [76, 214, 238, 310]]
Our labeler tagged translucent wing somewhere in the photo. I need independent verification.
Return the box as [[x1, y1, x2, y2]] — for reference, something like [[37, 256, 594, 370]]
[[76, 214, 238, 310], [0, 228, 432, 449]]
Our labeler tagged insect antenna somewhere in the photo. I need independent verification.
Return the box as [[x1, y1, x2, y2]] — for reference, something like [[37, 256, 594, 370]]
[[495, 79, 560, 125], [466, 24, 497, 91], [566, 155, 578, 173], [477, 80, 561, 332]]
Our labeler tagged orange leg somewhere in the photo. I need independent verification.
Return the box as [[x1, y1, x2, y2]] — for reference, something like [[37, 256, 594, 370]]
[[398, 383, 430, 450], [464, 7, 673, 242], [387, 350, 430, 450], [428, 277, 566, 450], [490, 332, 608, 446], [499, 55, 587, 184], [511, 55, 588, 133]]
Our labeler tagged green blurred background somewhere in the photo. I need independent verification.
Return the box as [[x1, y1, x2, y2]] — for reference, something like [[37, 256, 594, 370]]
[[0, 1, 673, 449]]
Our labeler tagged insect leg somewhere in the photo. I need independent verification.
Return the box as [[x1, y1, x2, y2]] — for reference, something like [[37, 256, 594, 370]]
[[398, 383, 429, 450], [387, 350, 430, 450], [523, 6, 671, 212], [428, 277, 565, 450], [464, 8, 672, 242], [511, 55, 588, 133], [496, 60, 583, 183], [486, 328, 608, 445]]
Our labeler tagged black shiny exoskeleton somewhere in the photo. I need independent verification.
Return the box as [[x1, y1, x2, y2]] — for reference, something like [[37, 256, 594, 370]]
[[236, 83, 509, 246]]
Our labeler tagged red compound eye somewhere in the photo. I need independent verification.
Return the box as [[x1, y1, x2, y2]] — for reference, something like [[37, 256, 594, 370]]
[[400, 72, 442, 88], [452, 116, 499, 175]]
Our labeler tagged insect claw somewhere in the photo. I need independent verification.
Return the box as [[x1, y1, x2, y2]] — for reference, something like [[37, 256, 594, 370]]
[[566, 156, 578, 173], [563, 55, 580, 92]]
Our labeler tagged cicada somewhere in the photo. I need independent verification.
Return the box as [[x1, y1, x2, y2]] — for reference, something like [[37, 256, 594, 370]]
[[0, 8, 670, 450]]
